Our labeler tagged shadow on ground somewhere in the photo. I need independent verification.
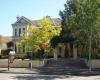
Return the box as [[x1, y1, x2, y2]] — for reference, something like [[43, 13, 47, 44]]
[[13, 75, 72, 80], [0, 59, 100, 80], [11, 69, 100, 80], [30, 67, 100, 76]]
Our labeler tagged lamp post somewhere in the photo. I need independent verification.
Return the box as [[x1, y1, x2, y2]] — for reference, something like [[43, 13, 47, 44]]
[[88, 0, 93, 72], [88, 30, 92, 72], [88, 22, 92, 72], [8, 54, 10, 71]]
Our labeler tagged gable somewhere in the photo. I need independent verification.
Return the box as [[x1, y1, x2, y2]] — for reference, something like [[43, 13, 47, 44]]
[[16, 18, 29, 24], [12, 16, 61, 27], [12, 16, 33, 26]]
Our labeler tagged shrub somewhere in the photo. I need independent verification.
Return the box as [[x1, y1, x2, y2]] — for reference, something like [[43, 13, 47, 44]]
[[15, 54, 26, 60], [86, 53, 100, 59]]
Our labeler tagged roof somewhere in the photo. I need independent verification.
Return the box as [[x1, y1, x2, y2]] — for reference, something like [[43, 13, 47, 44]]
[[2, 36, 12, 43], [12, 16, 61, 26], [31, 20, 39, 26], [51, 18, 61, 26], [12, 16, 34, 25], [31, 18, 61, 26]]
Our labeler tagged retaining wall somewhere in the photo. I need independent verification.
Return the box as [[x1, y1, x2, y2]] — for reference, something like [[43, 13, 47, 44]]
[[0, 59, 47, 68]]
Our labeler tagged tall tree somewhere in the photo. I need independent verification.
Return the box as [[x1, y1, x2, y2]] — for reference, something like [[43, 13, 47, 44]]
[[59, 0, 99, 58]]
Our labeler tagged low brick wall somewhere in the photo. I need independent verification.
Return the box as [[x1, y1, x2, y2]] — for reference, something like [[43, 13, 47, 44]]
[[87, 59, 100, 68], [0, 59, 47, 68]]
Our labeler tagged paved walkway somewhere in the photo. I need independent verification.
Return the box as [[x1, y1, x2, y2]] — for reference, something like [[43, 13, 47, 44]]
[[0, 68, 100, 80], [0, 68, 100, 75], [0, 68, 38, 74], [0, 72, 100, 80]]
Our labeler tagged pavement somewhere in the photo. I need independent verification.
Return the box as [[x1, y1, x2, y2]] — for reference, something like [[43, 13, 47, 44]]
[[0, 68, 100, 80], [1, 73, 100, 80], [0, 70, 100, 80], [0, 68, 38, 74], [0, 68, 100, 75], [0, 59, 100, 79]]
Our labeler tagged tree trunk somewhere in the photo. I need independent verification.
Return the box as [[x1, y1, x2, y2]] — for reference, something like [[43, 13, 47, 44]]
[[73, 44, 77, 60], [77, 45, 81, 58], [53, 48, 58, 60], [61, 44, 65, 58], [67, 43, 71, 58]]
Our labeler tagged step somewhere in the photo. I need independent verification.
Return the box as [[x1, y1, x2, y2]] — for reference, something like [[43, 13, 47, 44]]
[[45, 59, 88, 69]]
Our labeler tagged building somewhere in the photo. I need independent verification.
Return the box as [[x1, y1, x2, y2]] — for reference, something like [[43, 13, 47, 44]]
[[0, 36, 12, 55], [0, 36, 12, 50], [12, 16, 61, 53]]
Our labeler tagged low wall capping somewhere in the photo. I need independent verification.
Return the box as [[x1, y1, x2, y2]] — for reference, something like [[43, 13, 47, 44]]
[[0, 59, 47, 68]]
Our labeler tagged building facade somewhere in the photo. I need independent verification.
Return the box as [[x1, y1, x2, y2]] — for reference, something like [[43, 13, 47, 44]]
[[12, 16, 61, 53], [0, 36, 12, 50]]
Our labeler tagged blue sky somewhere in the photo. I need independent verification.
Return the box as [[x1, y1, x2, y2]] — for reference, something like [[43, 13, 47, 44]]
[[0, 0, 66, 36]]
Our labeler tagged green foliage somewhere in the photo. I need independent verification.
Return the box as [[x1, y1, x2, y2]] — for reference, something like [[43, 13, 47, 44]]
[[60, 0, 98, 43], [17, 16, 61, 52], [15, 54, 26, 60], [7, 41, 14, 49], [59, 0, 100, 57], [86, 53, 100, 59], [51, 36, 61, 48]]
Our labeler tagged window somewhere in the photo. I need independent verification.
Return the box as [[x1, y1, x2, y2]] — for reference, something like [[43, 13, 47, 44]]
[[19, 28, 21, 36], [15, 28, 17, 36], [23, 28, 25, 31]]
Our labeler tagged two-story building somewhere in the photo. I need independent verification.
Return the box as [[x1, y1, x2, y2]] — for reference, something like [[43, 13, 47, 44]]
[[12, 16, 61, 53]]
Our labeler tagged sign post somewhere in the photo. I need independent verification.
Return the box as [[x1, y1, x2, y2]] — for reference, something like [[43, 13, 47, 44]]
[[8, 50, 15, 71], [8, 55, 10, 71], [29, 51, 33, 69]]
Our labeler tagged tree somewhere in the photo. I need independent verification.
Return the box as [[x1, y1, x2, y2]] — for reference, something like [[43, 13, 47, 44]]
[[17, 16, 61, 53], [59, 0, 99, 58], [7, 41, 14, 49]]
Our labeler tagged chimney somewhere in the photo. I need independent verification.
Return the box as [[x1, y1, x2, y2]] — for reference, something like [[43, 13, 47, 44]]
[[46, 16, 51, 18], [16, 16, 20, 20]]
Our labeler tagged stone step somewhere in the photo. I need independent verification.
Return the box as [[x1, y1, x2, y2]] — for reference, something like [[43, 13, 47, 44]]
[[45, 59, 88, 69]]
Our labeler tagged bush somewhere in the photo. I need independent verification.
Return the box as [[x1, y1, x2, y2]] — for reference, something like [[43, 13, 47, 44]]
[[86, 53, 100, 59], [15, 54, 26, 60], [0, 55, 8, 59], [1, 49, 10, 56]]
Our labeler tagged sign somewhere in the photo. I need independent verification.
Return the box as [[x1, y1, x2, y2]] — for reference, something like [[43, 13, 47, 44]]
[[9, 51, 16, 63], [9, 51, 15, 56]]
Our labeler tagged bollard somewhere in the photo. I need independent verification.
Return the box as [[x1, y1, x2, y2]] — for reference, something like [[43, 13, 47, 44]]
[[29, 62, 32, 69]]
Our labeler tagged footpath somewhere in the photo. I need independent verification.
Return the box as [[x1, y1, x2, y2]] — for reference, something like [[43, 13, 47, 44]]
[[0, 68, 38, 74], [0, 68, 100, 76]]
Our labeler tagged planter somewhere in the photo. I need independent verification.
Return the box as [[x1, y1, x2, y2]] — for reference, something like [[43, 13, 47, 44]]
[[88, 59, 100, 68]]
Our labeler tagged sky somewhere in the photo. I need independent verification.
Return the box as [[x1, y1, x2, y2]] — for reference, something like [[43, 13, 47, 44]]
[[0, 0, 66, 36]]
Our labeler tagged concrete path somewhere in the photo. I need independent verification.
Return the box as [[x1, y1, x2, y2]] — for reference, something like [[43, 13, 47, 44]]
[[0, 68, 100, 75], [0, 73, 100, 80], [0, 68, 38, 74], [0, 68, 100, 80]]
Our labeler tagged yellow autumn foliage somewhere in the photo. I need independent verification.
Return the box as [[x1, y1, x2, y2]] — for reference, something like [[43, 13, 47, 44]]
[[18, 16, 62, 52]]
